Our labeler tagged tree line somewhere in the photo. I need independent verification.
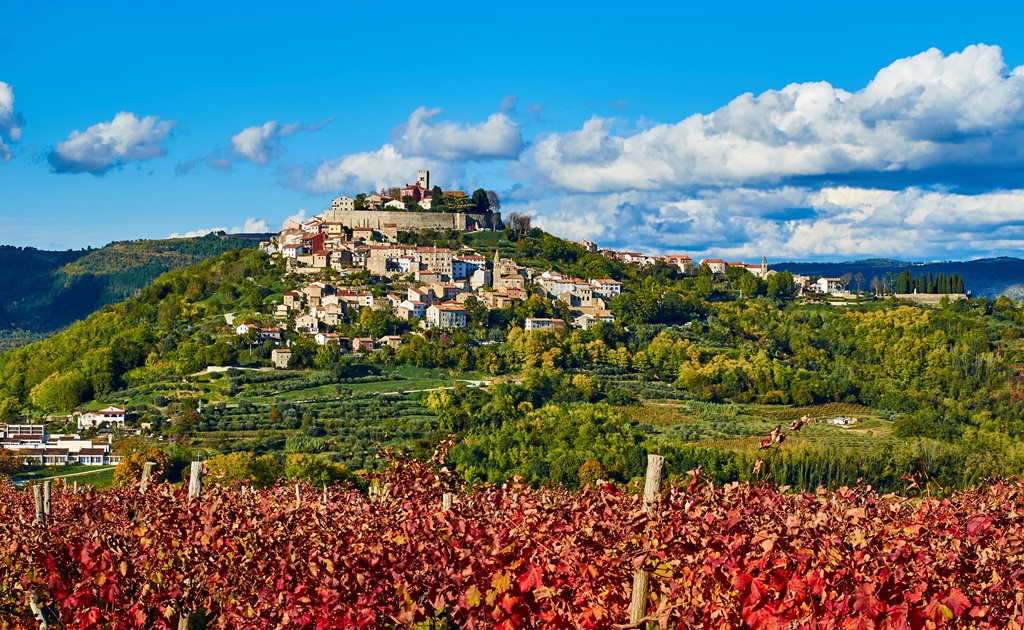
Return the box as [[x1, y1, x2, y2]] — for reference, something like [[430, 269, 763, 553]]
[[895, 269, 966, 294]]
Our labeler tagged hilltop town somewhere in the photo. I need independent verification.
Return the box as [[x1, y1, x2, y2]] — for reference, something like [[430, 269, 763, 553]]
[[252, 170, 950, 363], [253, 170, 798, 352]]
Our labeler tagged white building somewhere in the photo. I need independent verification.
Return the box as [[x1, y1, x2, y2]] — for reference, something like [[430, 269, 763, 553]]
[[575, 312, 615, 330], [817, 277, 845, 294], [235, 323, 258, 335], [452, 255, 486, 280], [590, 279, 621, 299], [525, 318, 567, 333], [77, 406, 127, 430], [425, 303, 467, 329], [331, 196, 355, 212], [397, 300, 427, 320], [0, 424, 47, 442], [281, 244, 305, 259], [700, 258, 728, 274]]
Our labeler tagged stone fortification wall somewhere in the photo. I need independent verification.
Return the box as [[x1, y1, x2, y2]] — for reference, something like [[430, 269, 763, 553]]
[[323, 210, 502, 231], [894, 293, 966, 304]]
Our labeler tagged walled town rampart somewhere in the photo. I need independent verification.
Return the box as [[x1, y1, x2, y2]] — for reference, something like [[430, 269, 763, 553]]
[[322, 210, 502, 231]]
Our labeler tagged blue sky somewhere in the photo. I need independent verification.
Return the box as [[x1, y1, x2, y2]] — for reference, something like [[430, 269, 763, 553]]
[[2, 0, 1024, 260]]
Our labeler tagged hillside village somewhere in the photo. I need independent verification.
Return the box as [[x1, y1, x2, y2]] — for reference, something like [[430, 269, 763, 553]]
[[250, 170, 843, 360]]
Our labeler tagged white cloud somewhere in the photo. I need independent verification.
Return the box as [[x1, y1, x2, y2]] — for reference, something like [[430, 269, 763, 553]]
[[230, 118, 332, 165], [527, 44, 1024, 193], [306, 143, 448, 194], [168, 217, 270, 238], [522, 185, 1024, 260], [49, 112, 176, 174], [169, 227, 226, 238], [393, 106, 524, 160], [302, 105, 523, 194], [283, 209, 307, 227], [0, 81, 25, 163], [235, 217, 270, 233]]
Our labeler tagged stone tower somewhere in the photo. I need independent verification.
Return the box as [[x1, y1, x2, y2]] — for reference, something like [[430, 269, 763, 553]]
[[418, 170, 430, 189], [761, 256, 768, 279]]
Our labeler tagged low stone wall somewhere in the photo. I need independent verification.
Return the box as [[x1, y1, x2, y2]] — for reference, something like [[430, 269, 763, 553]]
[[322, 210, 502, 231], [894, 293, 966, 304]]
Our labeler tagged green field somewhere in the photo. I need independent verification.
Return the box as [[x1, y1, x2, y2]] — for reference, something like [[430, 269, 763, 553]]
[[616, 390, 893, 451], [13, 466, 117, 489]]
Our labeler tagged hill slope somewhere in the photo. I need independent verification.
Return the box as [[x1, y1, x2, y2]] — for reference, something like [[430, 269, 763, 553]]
[[0, 233, 267, 351]]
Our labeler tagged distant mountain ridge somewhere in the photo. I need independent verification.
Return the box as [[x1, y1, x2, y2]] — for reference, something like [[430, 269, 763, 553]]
[[0, 233, 266, 351], [772, 256, 1024, 299]]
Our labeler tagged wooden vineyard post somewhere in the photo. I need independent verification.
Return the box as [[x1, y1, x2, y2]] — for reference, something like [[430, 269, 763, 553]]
[[43, 480, 52, 518], [33, 484, 45, 525], [442, 492, 454, 512], [630, 454, 664, 626], [28, 589, 50, 628], [295, 483, 301, 508], [179, 461, 204, 630], [73, 481, 78, 495], [140, 461, 157, 494], [642, 455, 664, 516], [187, 461, 203, 500]]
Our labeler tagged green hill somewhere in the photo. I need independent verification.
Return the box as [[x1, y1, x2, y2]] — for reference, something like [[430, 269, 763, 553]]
[[3, 228, 1024, 492], [0, 233, 267, 351]]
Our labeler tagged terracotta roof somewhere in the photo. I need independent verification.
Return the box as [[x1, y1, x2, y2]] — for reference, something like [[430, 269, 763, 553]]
[[432, 302, 466, 311]]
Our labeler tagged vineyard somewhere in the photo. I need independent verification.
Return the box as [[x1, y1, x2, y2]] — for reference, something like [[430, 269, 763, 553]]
[[2, 452, 1024, 629]]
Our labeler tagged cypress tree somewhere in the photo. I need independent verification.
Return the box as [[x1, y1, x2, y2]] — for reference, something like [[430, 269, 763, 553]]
[[896, 270, 913, 294]]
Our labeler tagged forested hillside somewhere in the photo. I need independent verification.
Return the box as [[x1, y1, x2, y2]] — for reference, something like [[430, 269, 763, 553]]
[[3, 230, 1024, 492], [0, 233, 266, 351]]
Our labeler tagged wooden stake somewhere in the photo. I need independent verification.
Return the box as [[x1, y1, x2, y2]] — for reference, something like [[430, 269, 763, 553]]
[[630, 454, 665, 626], [73, 481, 78, 495], [642, 454, 665, 516], [28, 589, 49, 628], [322, 485, 327, 505], [187, 461, 203, 500], [177, 613, 190, 630], [33, 484, 44, 525], [43, 480, 52, 517], [295, 483, 301, 507], [442, 492, 453, 512], [629, 569, 650, 626], [140, 461, 157, 494]]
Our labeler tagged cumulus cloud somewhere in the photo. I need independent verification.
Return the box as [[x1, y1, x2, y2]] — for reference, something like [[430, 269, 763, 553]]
[[231, 118, 332, 165], [168, 217, 270, 238], [302, 105, 523, 194], [522, 185, 1024, 260], [0, 81, 25, 162], [49, 112, 175, 174], [393, 106, 524, 160], [528, 44, 1024, 193], [306, 143, 449, 194], [282, 209, 307, 228]]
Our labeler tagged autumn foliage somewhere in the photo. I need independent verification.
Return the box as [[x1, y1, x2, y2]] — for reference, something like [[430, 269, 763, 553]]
[[1, 456, 1023, 629]]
